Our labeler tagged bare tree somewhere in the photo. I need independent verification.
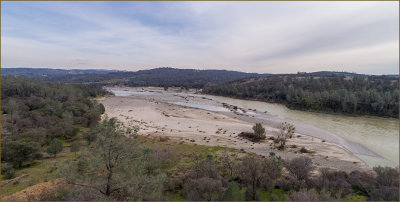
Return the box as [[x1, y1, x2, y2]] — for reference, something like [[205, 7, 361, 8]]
[[277, 122, 295, 150], [286, 156, 313, 181]]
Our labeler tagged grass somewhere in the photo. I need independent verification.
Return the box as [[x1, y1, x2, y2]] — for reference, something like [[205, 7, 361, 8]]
[[2, 133, 245, 198], [1, 130, 88, 197], [1, 154, 74, 196], [258, 189, 287, 201]]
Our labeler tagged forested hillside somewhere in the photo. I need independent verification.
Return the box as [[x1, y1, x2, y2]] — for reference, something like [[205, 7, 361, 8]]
[[1, 76, 398, 201], [1, 76, 109, 167], [120, 68, 266, 89], [2, 67, 268, 89], [203, 74, 399, 118]]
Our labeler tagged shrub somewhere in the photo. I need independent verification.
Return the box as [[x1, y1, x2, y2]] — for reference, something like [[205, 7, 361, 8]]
[[183, 177, 224, 201], [1, 140, 42, 168], [221, 182, 244, 201], [245, 186, 259, 201], [70, 142, 80, 156], [252, 123, 266, 141], [276, 122, 295, 150], [286, 156, 312, 181], [289, 189, 320, 201], [373, 166, 399, 187], [299, 147, 309, 153], [47, 138, 63, 158], [315, 168, 351, 198], [1, 166, 16, 179], [83, 131, 97, 145], [369, 166, 399, 201], [72, 127, 80, 137]]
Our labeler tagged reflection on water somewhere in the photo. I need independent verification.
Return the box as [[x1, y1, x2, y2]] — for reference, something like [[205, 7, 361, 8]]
[[207, 95, 399, 166]]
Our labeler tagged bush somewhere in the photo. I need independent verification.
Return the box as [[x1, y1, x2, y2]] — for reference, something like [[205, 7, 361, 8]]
[[286, 156, 312, 181], [289, 189, 320, 201], [221, 182, 244, 201], [70, 142, 80, 155], [183, 177, 224, 201], [1, 140, 42, 168], [83, 131, 97, 145], [245, 186, 259, 201], [299, 147, 309, 153], [369, 166, 399, 201], [72, 127, 80, 137], [1, 166, 16, 179], [47, 138, 63, 158], [315, 168, 351, 198], [252, 123, 266, 141], [276, 122, 295, 149]]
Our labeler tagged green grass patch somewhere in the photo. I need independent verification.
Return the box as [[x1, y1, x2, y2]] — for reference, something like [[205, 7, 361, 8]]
[[1, 154, 74, 196], [258, 189, 287, 201]]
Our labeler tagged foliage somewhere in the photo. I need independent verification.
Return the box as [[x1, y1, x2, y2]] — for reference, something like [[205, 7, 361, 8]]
[[221, 182, 244, 201], [83, 131, 97, 145], [1, 140, 42, 168], [61, 117, 166, 200], [1, 76, 110, 147], [203, 74, 399, 117], [70, 143, 80, 155], [1, 166, 16, 180], [286, 156, 313, 181], [252, 123, 266, 141], [277, 122, 295, 149], [239, 156, 283, 200], [47, 138, 63, 158]]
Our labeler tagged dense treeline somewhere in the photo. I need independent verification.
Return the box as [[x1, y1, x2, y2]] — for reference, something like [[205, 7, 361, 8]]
[[1, 76, 109, 167], [119, 68, 266, 89], [42, 118, 398, 201], [204, 74, 399, 117], [3, 67, 268, 89]]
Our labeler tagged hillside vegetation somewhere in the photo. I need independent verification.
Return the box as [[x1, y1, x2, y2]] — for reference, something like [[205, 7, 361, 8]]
[[203, 73, 399, 118], [1, 76, 398, 201], [2, 67, 268, 89]]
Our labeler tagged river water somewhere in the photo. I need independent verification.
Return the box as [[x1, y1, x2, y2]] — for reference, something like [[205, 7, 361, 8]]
[[206, 95, 399, 167], [110, 88, 399, 167]]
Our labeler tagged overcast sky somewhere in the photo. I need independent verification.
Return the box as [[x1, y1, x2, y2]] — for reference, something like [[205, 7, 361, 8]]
[[1, 1, 399, 74]]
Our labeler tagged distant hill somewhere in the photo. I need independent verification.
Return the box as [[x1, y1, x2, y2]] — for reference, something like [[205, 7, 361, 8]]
[[120, 67, 269, 89], [1, 68, 120, 75], [1, 67, 270, 89]]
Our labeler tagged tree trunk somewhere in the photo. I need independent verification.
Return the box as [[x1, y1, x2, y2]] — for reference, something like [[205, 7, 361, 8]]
[[105, 169, 113, 196]]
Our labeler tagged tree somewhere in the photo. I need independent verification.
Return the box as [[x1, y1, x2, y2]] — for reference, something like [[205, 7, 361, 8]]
[[239, 156, 264, 200], [70, 142, 80, 156], [1, 141, 42, 168], [98, 103, 105, 114], [218, 151, 238, 179], [83, 131, 97, 145], [252, 123, 266, 141], [277, 122, 295, 150], [47, 138, 63, 158], [221, 182, 244, 201], [6, 99, 19, 135], [286, 156, 313, 181], [62, 117, 166, 200]]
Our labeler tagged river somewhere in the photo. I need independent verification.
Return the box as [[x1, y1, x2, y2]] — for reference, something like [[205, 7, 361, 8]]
[[206, 95, 399, 167], [110, 88, 399, 167]]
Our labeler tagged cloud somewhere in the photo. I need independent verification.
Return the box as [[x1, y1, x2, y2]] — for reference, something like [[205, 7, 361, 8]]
[[1, 1, 398, 74]]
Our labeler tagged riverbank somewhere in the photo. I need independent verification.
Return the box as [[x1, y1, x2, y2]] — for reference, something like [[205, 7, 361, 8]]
[[203, 92, 399, 119], [98, 88, 375, 172]]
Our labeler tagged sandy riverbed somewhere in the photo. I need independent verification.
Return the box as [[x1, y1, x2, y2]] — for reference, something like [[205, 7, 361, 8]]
[[98, 88, 372, 172]]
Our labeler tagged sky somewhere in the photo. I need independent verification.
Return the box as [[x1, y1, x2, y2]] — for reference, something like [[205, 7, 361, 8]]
[[1, 1, 399, 74]]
